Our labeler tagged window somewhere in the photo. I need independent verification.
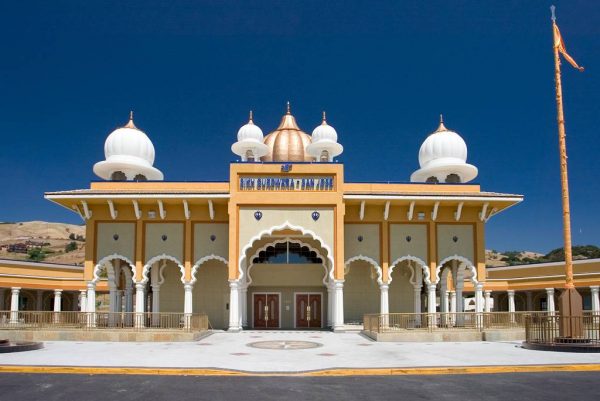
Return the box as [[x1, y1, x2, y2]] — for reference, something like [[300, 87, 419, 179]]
[[133, 174, 147, 182], [426, 176, 439, 184], [253, 242, 323, 264], [110, 171, 127, 181], [245, 150, 255, 162], [445, 173, 461, 183], [320, 150, 329, 162]]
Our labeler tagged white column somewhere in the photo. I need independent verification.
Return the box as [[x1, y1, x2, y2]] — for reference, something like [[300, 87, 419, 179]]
[[484, 290, 492, 313], [135, 282, 145, 328], [475, 283, 484, 313], [449, 291, 457, 313], [228, 281, 241, 332], [241, 285, 248, 328], [10, 287, 20, 324], [507, 290, 515, 323], [53, 289, 62, 323], [0, 288, 5, 310], [379, 284, 389, 314], [125, 286, 133, 313], [440, 289, 448, 313], [591, 286, 600, 313], [333, 280, 344, 332], [427, 283, 437, 328], [327, 284, 333, 327], [413, 286, 422, 314], [115, 290, 123, 313], [526, 291, 533, 311], [183, 282, 193, 329], [86, 282, 96, 327], [79, 289, 87, 313], [546, 288, 555, 314], [151, 285, 161, 326]]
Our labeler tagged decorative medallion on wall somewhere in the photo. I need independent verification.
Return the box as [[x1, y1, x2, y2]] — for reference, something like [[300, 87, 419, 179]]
[[406, 235, 412, 242], [254, 211, 263, 221], [311, 211, 320, 221], [357, 235, 363, 242], [452, 236, 459, 243], [161, 235, 168, 241], [210, 234, 216, 242], [113, 234, 119, 241]]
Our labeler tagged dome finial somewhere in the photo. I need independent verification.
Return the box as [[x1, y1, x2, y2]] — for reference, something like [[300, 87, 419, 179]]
[[435, 114, 447, 133], [286, 101, 291, 114], [249, 110, 254, 123], [322, 110, 327, 124], [124, 110, 137, 129]]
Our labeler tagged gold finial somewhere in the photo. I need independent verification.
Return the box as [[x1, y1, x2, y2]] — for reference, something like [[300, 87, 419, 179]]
[[249, 110, 254, 123], [322, 111, 327, 124], [286, 101, 291, 114], [124, 110, 137, 129], [435, 114, 447, 133]]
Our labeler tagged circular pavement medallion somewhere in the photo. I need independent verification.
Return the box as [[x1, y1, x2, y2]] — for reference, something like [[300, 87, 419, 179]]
[[247, 340, 322, 350]]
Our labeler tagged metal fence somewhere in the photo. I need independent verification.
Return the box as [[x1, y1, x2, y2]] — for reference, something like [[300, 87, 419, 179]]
[[525, 313, 600, 346], [0, 311, 209, 332], [363, 312, 548, 334]]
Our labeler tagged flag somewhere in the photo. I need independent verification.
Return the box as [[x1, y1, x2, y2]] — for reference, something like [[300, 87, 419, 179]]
[[554, 23, 584, 71]]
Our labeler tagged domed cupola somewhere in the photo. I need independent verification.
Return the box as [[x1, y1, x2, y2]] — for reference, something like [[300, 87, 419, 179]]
[[306, 112, 343, 162], [231, 111, 269, 161], [410, 116, 478, 184], [93, 112, 164, 181], [262, 102, 314, 162]]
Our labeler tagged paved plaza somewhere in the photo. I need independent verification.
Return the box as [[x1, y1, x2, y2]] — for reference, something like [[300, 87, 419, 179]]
[[2, 331, 600, 373]]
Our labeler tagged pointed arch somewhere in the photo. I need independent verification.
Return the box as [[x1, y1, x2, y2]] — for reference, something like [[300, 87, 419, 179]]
[[190, 254, 229, 285], [142, 254, 186, 284], [435, 254, 478, 285], [93, 254, 136, 284], [388, 255, 430, 285], [238, 221, 334, 283], [247, 238, 329, 286], [344, 255, 382, 285]]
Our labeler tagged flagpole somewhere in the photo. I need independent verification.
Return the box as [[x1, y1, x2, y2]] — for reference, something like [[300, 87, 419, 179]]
[[550, 5, 575, 290]]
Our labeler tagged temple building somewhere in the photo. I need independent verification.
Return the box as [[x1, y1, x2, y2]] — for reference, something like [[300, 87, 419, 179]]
[[2, 104, 599, 334]]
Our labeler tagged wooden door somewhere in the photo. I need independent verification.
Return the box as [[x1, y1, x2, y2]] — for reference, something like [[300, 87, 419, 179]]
[[253, 294, 280, 329], [296, 294, 322, 328]]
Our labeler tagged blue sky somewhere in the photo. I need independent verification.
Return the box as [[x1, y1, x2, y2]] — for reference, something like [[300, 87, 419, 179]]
[[0, 1, 598, 253]]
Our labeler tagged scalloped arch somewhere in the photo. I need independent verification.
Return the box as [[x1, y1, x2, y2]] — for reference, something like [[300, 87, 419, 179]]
[[190, 254, 229, 285], [142, 254, 186, 284], [238, 221, 335, 283], [93, 254, 136, 284], [435, 254, 478, 285], [246, 238, 329, 286], [389, 255, 430, 285], [344, 255, 382, 285]]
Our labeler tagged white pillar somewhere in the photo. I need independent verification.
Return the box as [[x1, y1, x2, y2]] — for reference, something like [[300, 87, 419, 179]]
[[228, 281, 241, 332], [0, 288, 5, 310], [53, 289, 62, 324], [484, 290, 492, 313], [546, 288, 555, 314], [135, 282, 145, 328], [10, 287, 20, 324], [115, 290, 123, 313], [507, 290, 515, 312], [449, 291, 457, 313], [333, 280, 344, 331], [475, 283, 484, 313], [241, 285, 248, 328], [151, 285, 161, 326], [440, 289, 448, 313], [413, 286, 422, 314], [183, 282, 193, 329], [125, 286, 133, 313], [379, 284, 389, 314], [591, 286, 600, 313], [327, 284, 333, 327], [79, 289, 87, 313], [427, 283, 437, 328], [86, 282, 96, 327]]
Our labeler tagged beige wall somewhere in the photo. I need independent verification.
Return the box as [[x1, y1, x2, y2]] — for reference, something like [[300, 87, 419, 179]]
[[437, 224, 474, 263], [96, 222, 135, 263], [145, 223, 184, 263], [344, 224, 380, 264], [157, 262, 184, 313], [344, 260, 380, 322], [238, 207, 334, 260], [390, 224, 428, 265], [193, 223, 229, 262], [192, 259, 229, 329], [389, 260, 417, 313]]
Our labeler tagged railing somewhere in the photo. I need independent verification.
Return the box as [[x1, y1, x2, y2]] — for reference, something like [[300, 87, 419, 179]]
[[0, 311, 209, 332], [364, 312, 546, 334], [525, 313, 600, 346]]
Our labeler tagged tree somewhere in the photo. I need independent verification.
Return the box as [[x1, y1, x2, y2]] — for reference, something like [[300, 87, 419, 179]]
[[27, 248, 46, 261], [65, 241, 78, 253]]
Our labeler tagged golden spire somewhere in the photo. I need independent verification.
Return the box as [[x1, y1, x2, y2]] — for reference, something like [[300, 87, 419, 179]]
[[124, 110, 137, 129], [286, 101, 291, 114], [322, 111, 327, 125], [435, 114, 447, 133]]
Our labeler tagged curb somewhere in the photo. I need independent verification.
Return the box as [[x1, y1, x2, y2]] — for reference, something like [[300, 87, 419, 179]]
[[1, 364, 600, 377]]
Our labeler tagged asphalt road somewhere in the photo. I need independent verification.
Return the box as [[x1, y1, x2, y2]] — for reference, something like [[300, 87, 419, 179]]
[[0, 372, 598, 400]]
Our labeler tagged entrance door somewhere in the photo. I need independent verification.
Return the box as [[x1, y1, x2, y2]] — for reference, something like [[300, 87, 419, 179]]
[[253, 293, 280, 328], [296, 294, 322, 328]]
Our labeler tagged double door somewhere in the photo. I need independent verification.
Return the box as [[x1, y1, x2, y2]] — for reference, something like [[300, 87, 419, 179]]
[[253, 293, 280, 328], [296, 293, 322, 328]]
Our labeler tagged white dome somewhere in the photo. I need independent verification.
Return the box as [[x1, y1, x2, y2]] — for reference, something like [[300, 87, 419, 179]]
[[411, 117, 477, 183], [93, 113, 164, 181], [231, 111, 269, 161], [306, 112, 343, 162]]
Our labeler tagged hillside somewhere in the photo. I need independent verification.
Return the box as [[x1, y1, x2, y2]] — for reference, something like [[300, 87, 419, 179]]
[[486, 245, 600, 267], [0, 221, 85, 265]]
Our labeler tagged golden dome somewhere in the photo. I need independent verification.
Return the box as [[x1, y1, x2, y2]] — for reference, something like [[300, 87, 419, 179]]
[[261, 103, 314, 162]]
